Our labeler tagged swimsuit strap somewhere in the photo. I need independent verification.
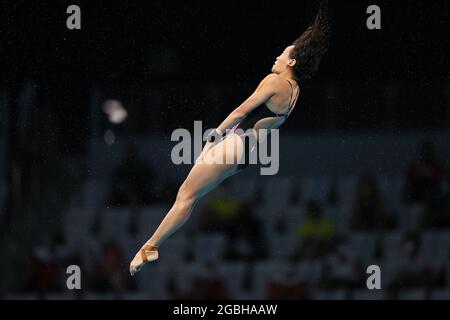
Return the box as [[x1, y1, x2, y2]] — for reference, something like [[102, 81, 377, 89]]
[[276, 79, 299, 118]]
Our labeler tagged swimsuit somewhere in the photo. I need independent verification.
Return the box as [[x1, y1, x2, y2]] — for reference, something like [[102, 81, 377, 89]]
[[223, 79, 299, 171]]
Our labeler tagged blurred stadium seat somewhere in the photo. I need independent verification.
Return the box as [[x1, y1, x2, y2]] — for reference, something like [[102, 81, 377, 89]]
[[395, 204, 423, 232], [139, 205, 169, 238], [219, 262, 247, 299], [348, 232, 378, 264], [430, 289, 450, 300], [193, 233, 226, 263], [313, 289, 347, 300], [81, 180, 108, 209], [137, 263, 170, 299], [337, 175, 358, 211], [262, 176, 294, 210], [101, 208, 132, 242], [44, 292, 77, 300], [382, 231, 404, 261], [64, 208, 96, 249], [300, 176, 331, 204], [352, 289, 385, 300], [398, 289, 426, 300], [419, 231, 449, 269], [120, 292, 150, 300]]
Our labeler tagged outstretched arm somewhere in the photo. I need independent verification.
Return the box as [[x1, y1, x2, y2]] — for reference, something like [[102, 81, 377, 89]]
[[215, 74, 279, 133], [196, 74, 280, 163]]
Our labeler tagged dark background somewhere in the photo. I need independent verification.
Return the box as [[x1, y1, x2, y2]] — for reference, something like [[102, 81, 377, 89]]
[[2, 0, 450, 153], [1, 0, 450, 300]]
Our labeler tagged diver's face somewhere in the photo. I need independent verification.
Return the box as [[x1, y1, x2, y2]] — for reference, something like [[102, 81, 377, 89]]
[[271, 45, 296, 74]]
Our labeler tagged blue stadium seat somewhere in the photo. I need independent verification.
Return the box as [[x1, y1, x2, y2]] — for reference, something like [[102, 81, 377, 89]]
[[229, 176, 258, 202], [138, 205, 169, 238], [419, 231, 449, 269], [262, 176, 294, 210], [398, 289, 426, 300], [313, 289, 347, 300], [101, 208, 132, 242], [348, 232, 378, 263], [430, 289, 450, 300], [376, 175, 403, 210], [337, 175, 358, 211], [82, 293, 115, 300], [395, 204, 423, 232], [193, 233, 226, 263], [219, 262, 247, 299], [81, 180, 108, 209], [44, 292, 77, 300], [295, 261, 322, 286], [352, 289, 385, 300], [252, 261, 285, 299], [0, 181, 6, 209], [64, 208, 96, 249], [137, 263, 170, 299], [120, 292, 150, 300], [382, 231, 404, 261], [3, 293, 39, 300], [300, 176, 331, 204]]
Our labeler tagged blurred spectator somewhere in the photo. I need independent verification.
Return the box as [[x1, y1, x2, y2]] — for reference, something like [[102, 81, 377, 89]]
[[106, 142, 156, 207], [420, 175, 450, 230], [198, 181, 241, 233], [290, 201, 337, 261], [198, 182, 267, 261], [319, 243, 364, 290], [326, 176, 339, 207], [401, 141, 450, 229], [23, 233, 76, 295], [171, 260, 228, 299], [265, 262, 308, 299], [388, 233, 437, 295], [401, 140, 448, 206], [87, 238, 131, 293], [289, 184, 301, 206], [349, 175, 394, 231]]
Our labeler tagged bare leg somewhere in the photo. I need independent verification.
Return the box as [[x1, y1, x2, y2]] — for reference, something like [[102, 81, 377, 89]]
[[130, 134, 243, 275]]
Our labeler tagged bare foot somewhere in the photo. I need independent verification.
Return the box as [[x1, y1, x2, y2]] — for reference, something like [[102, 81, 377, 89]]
[[129, 245, 159, 276]]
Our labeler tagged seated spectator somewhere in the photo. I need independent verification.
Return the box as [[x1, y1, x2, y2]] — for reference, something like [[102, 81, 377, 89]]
[[388, 233, 437, 295], [290, 201, 337, 261], [106, 142, 156, 207], [326, 176, 339, 207], [419, 197, 450, 229], [401, 140, 448, 206], [87, 237, 131, 293], [198, 181, 241, 234], [349, 175, 393, 231], [171, 260, 228, 299], [23, 233, 76, 295], [265, 262, 309, 299], [319, 243, 364, 291], [198, 182, 267, 261]]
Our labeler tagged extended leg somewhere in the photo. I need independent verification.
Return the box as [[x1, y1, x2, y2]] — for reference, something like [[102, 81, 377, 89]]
[[130, 134, 243, 275]]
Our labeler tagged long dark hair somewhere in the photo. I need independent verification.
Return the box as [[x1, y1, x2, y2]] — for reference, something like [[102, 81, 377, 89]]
[[290, 0, 331, 82]]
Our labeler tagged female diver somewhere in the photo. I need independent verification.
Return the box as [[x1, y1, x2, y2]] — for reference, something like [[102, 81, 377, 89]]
[[130, 2, 331, 275]]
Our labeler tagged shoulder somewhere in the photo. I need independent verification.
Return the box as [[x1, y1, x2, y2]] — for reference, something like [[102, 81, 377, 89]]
[[257, 74, 285, 93], [261, 73, 284, 86]]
